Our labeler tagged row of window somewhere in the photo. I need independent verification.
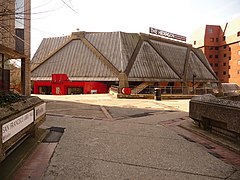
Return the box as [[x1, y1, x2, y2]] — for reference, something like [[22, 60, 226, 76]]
[[208, 46, 231, 51], [209, 36, 226, 42], [214, 70, 240, 76], [209, 32, 240, 42], [208, 28, 240, 37], [194, 32, 240, 45], [214, 71, 228, 76], [209, 55, 231, 60], [210, 63, 229, 67]]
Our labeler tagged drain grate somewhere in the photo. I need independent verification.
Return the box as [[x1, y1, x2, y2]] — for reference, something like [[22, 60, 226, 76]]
[[129, 113, 152, 118], [42, 127, 65, 143]]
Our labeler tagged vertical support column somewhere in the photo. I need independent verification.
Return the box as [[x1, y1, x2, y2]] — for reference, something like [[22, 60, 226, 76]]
[[21, 57, 31, 96], [21, 58, 26, 95], [182, 45, 192, 94], [118, 72, 129, 92], [25, 57, 31, 96], [24, 0, 31, 96], [1, 54, 4, 91]]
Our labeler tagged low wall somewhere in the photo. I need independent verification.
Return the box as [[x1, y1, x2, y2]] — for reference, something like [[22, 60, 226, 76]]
[[0, 96, 46, 162], [189, 94, 240, 141]]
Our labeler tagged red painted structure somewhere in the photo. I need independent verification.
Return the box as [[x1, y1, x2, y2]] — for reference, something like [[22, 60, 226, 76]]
[[33, 74, 108, 95]]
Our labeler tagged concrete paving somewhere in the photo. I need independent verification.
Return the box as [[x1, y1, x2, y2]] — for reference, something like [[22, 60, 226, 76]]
[[34, 94, 239, 179]]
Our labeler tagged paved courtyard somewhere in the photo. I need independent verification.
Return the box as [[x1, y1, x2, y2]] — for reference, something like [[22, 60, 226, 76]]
[[14, 94, 240, 179]]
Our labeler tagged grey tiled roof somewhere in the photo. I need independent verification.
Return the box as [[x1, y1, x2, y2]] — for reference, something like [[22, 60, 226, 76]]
[[31, 31, 218, 82]]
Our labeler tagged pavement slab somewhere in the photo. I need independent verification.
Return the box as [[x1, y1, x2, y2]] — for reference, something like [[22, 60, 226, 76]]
[[42, 115, 236, 179], [27, 94, 239, 179]]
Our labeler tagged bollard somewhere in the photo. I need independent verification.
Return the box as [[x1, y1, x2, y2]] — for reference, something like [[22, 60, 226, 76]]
[[155, 88, 161, 101]]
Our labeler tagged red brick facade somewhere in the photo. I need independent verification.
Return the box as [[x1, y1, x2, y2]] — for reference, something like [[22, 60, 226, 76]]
[[191, 18, 240, 85]]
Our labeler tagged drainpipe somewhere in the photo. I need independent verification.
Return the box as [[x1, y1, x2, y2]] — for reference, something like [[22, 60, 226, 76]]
[[1, 54, 4, 91]]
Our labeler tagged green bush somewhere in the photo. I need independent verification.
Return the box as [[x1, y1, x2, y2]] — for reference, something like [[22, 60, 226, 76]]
[[0, 91, 21, 107]]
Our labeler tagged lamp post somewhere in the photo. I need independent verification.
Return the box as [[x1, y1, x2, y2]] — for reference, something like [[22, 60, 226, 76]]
[[193, 73, 196, 95]]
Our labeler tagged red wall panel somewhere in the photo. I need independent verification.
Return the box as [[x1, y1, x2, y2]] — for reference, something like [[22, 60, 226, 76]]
[[33, 80, 108, 95]]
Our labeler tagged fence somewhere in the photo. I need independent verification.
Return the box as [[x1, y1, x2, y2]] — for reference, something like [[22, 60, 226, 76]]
[[110, 85, 216, 95], [131, 86, 215, 95]]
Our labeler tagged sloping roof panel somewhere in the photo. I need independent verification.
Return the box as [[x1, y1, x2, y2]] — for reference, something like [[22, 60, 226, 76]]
[[31, 40, 117, 80], [85, 32, 122, 71], [31, 36, 70, 70], [85, 32, 139, 72], [128, 42, 180, 81], [150, 40, 187, 76], [120, 32, 140, 71], [187, 51, 217, 81]]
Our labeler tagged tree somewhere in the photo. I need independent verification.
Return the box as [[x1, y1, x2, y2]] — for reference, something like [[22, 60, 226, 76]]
[[0, 0, 76, 95]]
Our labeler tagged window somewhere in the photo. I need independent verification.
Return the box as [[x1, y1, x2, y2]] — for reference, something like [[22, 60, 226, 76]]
[[229, 56, 231, 60], [223, 71, 226, 75], [215, 63, 218, 67], [228, 74, 230, 78], [215, 72, 218, 75], [224, 54, 226, 57], [194, 40, 196, 45], [208, 28, 213, 33], [237, 31, 240, 37], [223, 36, 226, 41], [210, 63, 213, 67], [216, 38, 219, 42], [224, 45, 226, 49], [209, 47, 213, 50], [229, 66, 231, 69], [229, 47, 231, 51], [210, 38, 214, 42], [215, 55, 219, 58], [215, 47, 219, 50], [237, 70, 240, 74], [209, 55, 213, 58], [223, 62, 226, 66]]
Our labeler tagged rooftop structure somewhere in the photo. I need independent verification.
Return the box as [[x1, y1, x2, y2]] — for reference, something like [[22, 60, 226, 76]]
[[31, 31, 218, 95]]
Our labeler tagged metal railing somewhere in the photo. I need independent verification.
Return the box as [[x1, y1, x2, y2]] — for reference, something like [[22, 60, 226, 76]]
[[131, 85, 216, 95], [110, 85, 217, 95]]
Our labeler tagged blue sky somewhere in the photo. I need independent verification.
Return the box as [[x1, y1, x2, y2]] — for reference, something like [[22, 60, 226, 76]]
[[31, 0, 240, 57]]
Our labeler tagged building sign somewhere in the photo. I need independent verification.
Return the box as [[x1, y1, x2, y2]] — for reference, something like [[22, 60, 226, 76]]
[[2, 110, 34, 143], [35, 103, 46, 120], [149, 27, 186, 42]]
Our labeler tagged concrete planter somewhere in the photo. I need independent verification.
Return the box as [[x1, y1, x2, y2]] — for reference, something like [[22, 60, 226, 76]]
[[0, 96, 46, 162], [189, 94, 240, 142]]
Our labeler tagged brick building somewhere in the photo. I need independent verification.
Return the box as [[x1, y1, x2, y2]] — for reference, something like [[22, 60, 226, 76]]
[[190, 18, 240, 85], [0, 0, 31, 95]]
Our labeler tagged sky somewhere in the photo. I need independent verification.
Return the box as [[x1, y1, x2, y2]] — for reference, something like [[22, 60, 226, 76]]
[[31, 0, 240, 57]]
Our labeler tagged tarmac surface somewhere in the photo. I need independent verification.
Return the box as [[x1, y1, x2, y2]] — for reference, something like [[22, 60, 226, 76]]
[[12, 94, 240, 179]]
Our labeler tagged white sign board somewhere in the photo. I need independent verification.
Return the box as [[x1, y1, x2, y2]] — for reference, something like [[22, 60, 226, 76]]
[[149, 27, 186, 42], [2, 110, 34, 143], [35, 103, 46, 120]]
